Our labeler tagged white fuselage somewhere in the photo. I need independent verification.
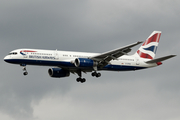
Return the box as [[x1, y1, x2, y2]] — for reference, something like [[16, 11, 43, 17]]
[[4, 31, 175, 82], [4, 48, 157, 72]]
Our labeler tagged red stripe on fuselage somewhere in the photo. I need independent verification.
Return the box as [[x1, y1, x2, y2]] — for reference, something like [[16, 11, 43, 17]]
[[20, 50, 37, 53]]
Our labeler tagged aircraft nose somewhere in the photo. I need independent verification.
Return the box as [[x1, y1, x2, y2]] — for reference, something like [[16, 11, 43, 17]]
[[4, 56, 10, 62]]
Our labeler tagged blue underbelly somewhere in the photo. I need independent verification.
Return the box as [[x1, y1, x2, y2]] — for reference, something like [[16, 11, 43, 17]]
[[5, 59, 146, 71]]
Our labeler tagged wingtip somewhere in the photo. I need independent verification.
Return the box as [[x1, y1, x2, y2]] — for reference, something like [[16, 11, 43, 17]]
[[171, 55, 177, 57], [137, 41, 143, 44]]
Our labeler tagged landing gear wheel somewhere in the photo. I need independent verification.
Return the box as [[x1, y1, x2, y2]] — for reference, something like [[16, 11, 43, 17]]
[[23, 72, 28, 76], [96, 73, 101, 77], [92, 72, 101, 78], [81, 78, 86, 83], [76, 78, 81, 82], [91, 72, 96, 77], [76, 78, 86, 83]]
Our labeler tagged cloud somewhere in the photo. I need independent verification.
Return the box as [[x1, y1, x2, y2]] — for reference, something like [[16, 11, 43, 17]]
[[32, 78, 180, 120]]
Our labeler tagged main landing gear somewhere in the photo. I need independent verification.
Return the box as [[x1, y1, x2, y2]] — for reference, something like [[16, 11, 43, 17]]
[[76, 70, 86, 83], [76, 77, 86, 83], [76, 70, 101, 83], [91, 71, 101, 78], [20, 64, 28, 76]]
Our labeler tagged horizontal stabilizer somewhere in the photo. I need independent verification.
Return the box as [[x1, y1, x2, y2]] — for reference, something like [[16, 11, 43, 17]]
[[146, 55, 176, 63]]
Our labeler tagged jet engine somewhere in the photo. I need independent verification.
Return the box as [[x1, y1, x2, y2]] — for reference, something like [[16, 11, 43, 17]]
[[48, 68, 70, 78], [74, 58, 97, 67]]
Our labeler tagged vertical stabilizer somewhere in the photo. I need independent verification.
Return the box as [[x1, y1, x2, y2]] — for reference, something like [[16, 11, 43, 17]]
[[134, 31, 161, 60]]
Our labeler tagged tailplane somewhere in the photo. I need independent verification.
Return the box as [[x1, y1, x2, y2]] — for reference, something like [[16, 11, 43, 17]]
[[145, 55, 176, 64], [134, 31, 161, 60]]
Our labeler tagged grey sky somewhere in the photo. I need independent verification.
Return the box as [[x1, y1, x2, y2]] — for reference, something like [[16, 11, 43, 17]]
[[0, 0, 179, 120]]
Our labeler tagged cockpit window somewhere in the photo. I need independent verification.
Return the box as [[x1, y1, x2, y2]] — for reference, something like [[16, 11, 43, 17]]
[[8, 52, 17, 55]]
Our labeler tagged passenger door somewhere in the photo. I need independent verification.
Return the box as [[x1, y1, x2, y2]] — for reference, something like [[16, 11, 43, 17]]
[[136, 58, 140, 65], [54, 50, 59, 60]]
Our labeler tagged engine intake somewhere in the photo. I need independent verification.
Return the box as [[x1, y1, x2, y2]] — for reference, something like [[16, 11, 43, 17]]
[[48, 68, 70, 78], [74, 58, 97, 67]]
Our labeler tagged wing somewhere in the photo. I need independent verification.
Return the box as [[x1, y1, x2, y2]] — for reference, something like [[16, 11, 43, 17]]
[[90, 41, 143, 68]]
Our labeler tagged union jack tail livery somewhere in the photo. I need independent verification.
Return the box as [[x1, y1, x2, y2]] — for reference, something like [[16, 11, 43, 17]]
[[135, 31, 161, 60]]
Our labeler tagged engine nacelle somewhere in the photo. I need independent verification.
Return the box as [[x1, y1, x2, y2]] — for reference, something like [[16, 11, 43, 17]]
[[48, 68, 70, 78], [74, 58, 97, 67]]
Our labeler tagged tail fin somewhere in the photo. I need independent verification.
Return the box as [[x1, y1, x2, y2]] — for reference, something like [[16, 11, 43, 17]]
[[134, 31, 161, 60]]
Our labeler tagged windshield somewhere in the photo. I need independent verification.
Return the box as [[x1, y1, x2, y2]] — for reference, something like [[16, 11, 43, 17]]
[[8, 52, 17, 55]]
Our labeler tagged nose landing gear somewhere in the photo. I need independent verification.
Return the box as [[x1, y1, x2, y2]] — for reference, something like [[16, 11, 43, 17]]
[[20, 64, 28, 76], [23, 67, 28, 76]]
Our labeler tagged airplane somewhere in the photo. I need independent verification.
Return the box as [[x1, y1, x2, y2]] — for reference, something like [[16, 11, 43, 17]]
[[4, 31, 176, 83]]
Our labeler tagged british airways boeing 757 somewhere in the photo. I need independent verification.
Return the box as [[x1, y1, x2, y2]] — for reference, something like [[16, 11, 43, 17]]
[[4, 31, 176, 83]]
